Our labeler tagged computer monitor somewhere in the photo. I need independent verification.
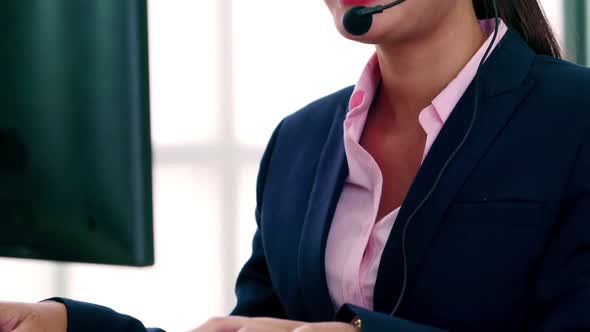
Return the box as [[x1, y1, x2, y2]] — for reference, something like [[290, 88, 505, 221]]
[[0, 0, 154, 266]]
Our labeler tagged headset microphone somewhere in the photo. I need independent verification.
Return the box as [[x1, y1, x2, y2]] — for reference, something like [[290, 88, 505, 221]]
[[342, 0, 407, 35]]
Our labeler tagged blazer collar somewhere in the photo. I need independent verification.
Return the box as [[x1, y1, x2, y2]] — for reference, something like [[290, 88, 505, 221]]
[[373, 28, 537, 314], [296, 27, 537, 319], [297, 103, 348, 321]]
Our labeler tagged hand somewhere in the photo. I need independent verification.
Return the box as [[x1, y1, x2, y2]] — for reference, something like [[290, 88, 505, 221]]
[[0, 301, 67, 332], [290, 322, 359, 332], [188, 316, 359, 332]]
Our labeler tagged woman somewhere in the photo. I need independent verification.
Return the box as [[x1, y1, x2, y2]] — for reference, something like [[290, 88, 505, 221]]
[[2, 0, 590, 331]]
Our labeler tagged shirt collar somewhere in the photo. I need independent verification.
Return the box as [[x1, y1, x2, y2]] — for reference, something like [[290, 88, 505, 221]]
[[432, 18, 509, 124]]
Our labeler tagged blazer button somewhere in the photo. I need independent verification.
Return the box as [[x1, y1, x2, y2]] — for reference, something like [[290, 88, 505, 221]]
[[352, 317, 362, 329]]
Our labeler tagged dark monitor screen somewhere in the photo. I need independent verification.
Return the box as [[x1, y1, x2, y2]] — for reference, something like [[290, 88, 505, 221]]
[[0, 0, 154, 266]]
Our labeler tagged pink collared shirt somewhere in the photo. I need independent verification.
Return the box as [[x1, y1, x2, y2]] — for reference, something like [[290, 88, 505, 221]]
[[324, 19, 508, 310]]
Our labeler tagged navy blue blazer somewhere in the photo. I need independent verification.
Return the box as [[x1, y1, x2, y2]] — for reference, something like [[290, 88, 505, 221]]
[[55, 28, 590, 331]]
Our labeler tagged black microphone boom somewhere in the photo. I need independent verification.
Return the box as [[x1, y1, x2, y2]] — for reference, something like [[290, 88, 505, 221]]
[[342, 0, 407, 36]]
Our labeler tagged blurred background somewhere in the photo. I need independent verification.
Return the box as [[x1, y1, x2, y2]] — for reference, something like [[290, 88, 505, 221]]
[[0, 0, 587, 331]]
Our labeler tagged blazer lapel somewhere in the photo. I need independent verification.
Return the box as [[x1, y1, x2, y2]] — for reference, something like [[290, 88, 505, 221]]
[[298, 104, 349, 321], [373, 29, 537, 314]]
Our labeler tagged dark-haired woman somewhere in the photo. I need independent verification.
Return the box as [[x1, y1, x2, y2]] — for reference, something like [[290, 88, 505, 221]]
[[1, 0, 589, 331]]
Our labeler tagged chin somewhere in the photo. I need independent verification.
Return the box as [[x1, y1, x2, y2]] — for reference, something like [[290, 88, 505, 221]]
[[337, 22, 402, 45], [336, 11, 421, 46]]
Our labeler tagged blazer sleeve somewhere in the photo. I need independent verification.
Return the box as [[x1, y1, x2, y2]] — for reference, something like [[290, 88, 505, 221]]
[[529, 129, 590, 331], [230, 120, 288, 318], [46, 298, 165, 332]]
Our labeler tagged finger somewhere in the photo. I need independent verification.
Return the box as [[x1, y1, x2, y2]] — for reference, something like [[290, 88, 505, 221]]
[[0, 303, 29, 332], [0, 302, 26, 321], [9, 318, 38, 332], [190, 316, 307, 332], [0, 317, 20, 332], [292, 322, 359, 332], [237, 322, 289, 332], [250, 317, 307, 330], [190, 316, 251, 332]]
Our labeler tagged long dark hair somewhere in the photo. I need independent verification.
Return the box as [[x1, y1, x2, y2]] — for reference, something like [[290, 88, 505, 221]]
[[473, 0, 561, 58]]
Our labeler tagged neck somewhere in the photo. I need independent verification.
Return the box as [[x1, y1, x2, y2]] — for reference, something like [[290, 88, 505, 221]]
[[374, 9, 486, 128]]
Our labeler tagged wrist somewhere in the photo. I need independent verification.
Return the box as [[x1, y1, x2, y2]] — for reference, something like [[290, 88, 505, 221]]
[[38, 301, 67, 332]]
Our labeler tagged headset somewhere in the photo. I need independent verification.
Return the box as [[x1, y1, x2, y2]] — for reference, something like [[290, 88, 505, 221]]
[[342, 0, 501, 316]]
